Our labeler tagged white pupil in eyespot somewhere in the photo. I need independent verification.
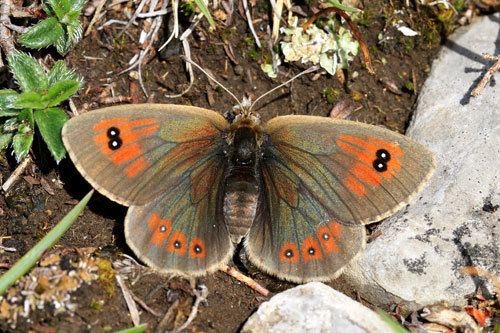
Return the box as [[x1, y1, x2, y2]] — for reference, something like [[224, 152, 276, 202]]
[[378, 163, 384, 168], [160, 225, 166, 232], [112, 141, 118, 147], [381, 153, 386, 158]]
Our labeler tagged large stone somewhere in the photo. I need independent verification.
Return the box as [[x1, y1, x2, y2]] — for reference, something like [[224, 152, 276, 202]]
[[342, 13, 499, 312], [242, 282, 393, 333]]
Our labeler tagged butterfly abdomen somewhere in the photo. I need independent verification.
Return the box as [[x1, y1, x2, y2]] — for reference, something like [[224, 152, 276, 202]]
[[223, 126, 261, 243]]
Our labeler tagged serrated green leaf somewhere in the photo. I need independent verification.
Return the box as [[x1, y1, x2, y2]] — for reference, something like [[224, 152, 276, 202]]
[[12, 131, 33, 162], [18, 17, 64, 50], [18, 108, 34, 129], [0, 133, 13, 150], [34, 107, 68, 162], [48, 0, 71, 20], [71, 0, 87, 12], [54, 32, 72, 56], [47, 61, 78, 85], [43, 80, 80, 107], [3, 118, 18, 133], [0, 90, 21, 115], [67, 20, 83, 44], [15, 91, 45, 109], [193, 0, 215, 27], [7, 51, 48, 92]]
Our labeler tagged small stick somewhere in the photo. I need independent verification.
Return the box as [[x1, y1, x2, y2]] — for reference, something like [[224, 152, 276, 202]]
[[0, 0, 15, 59], [116, 274, 141, 327], [302, 7, 375, 75], [84, 0, 106, 36], [131, 292, 161, 317], [471, 53, 499, 97], [171, 285, 208, 333], [242, 0, 261, 48], [155, 299, 180, 333], [2, 155, 32, 192], [221, 265, 270, 297]]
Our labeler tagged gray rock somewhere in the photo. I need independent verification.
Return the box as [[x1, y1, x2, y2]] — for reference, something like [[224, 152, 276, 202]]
[[242, 282, 393, 333], [342, 13, 499, 312]]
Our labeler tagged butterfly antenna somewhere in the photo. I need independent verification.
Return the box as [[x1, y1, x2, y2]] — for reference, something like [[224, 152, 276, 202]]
[[250, 65, 320, 111], [180, 55, 243, 108]]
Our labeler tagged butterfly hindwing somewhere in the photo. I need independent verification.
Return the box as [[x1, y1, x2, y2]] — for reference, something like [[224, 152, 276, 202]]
[[245, 115, 435, 282], [63, 104, 233, 274], [62, 104, 229, 206], [125, 156, 233, 275]]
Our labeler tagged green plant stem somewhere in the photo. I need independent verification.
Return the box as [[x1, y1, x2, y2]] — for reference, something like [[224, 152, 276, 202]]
[[114, 324, 147, 333], [0, 190, 94, 295]]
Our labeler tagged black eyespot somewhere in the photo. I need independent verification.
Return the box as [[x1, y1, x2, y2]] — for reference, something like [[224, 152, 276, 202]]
[[159, 225, 167, 233], [285, 249, 294, 258], [373, 159, 387, 172], [174, 240, 181, 249], [194, 244, 202, 253], [108, 137, 122, 150], [308, 247, 315, 255], [107, 127, 120, 138], [376, 149, 391, 162], [322, 233, 330, 240]]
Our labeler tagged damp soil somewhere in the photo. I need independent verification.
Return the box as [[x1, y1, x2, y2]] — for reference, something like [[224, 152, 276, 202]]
[[0, 0, 468, 332]]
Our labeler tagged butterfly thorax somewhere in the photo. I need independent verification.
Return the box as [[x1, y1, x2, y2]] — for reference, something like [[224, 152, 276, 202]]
[[223, 116, 262, 244]]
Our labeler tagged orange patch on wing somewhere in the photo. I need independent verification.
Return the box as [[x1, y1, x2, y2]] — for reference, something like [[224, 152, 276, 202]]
[[336, 140, 373, 166], [343, 175, 366, 196], [369, 137, 403, 157], [125, 157, 148, 177], [351, 162, 381, 185], [120, 124, 159, 143], [167, 231, 187, 256], [328, 220, 342, 238], [147, 213, 172, 246], [301, 236, 323, 262], [279, 242, 299, 263], [110, 143, 142, 164], [94, 117, 128, 131], [317, 225, 340, 254], [189, 237, 206, 259]]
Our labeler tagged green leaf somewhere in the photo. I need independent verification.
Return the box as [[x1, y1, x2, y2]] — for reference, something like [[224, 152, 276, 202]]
[[0, 190, 93, 295], [19, 108, 34, 128], [15, 91, 45, 109], [34, 107, 69, 162], [43, 80, 80, 107], [67, 20, 83, 44], [0, 90, 21, 116], [193, 0, 215, 27], [377, 310, 409, 333], [48, 0, 71, 20], [12, 131, 33, 162], [3, 118, 18, 133], [54, 32, 72, 56], [7, 51, 48, 92], [47, 61, 78, 85], [325, 0, 360, 12], [0, 133, 13, 150], [18, 17, 64, 50], [71, 0, 87, 12]]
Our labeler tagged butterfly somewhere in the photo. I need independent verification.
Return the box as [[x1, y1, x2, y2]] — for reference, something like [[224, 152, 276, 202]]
[[62, 103, 435, 282]]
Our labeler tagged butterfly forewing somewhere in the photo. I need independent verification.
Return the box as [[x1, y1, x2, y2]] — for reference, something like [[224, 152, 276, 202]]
[[63, 104, 233, 274], [62, 104, 229, 206], [245, 115, 435, 282]]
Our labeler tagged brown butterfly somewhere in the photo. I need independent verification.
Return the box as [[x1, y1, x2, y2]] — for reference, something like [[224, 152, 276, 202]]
[[62, 103, 435, 282]]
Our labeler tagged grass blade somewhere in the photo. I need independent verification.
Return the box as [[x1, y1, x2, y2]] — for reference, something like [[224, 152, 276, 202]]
[[114, 324, 147, 333], [193, 0, 215, 27], [0, 190, 94, 295]]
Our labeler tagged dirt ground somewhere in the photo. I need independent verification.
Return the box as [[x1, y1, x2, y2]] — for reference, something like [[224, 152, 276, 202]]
[[0, 0, 487, 332]]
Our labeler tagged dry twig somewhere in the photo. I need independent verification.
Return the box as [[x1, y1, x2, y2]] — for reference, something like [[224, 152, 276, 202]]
[[221, 265, 270, 296], [171, 285, 208, 333], [116, 274, 141, 327], [1, 155, 32, 192], [471, 53, 499, 97]]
